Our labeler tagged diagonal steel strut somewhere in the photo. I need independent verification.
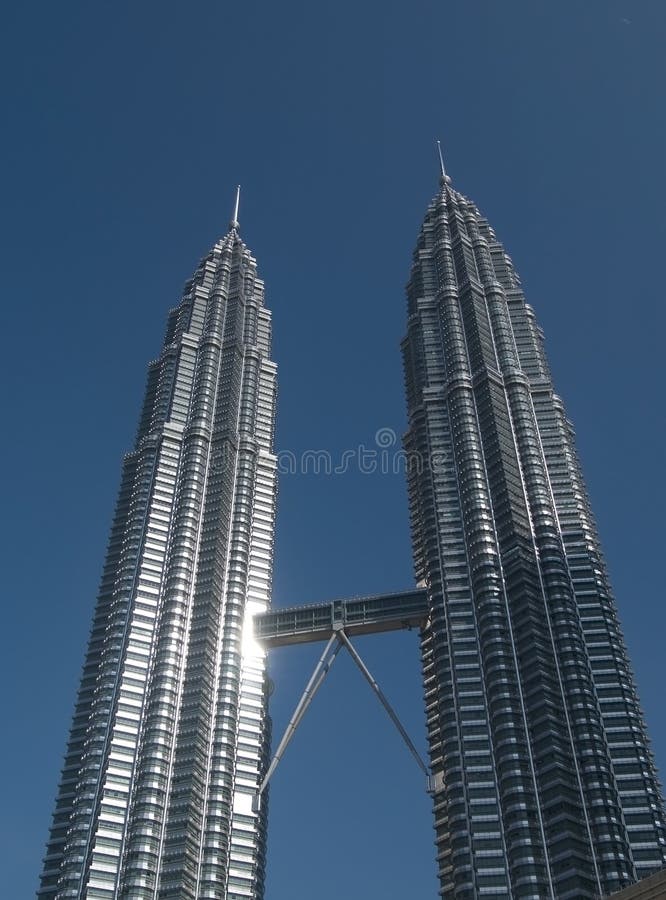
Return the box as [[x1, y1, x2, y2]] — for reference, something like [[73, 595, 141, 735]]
[[336, 628, 429, 776], [253, 627, 430, 812], [255, 633, 342, 805]]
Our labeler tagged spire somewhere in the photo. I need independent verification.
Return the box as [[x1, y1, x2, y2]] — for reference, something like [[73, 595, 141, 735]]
[[229, 184, 241, 232], [436, 141, 451, 187]]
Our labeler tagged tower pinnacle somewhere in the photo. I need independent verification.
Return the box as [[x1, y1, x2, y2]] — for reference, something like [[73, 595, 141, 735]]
[[230, 184, 241, 231], [436, 140, 451, 186]]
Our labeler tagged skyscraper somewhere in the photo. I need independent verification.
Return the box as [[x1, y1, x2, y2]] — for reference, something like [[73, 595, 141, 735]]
[[402, 155, 666, 897], [39, 192, 277, 900], [39, 163, 666, 900]]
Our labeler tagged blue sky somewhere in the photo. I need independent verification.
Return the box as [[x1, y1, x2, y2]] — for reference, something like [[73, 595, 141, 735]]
[[1, 1, 664, 896]]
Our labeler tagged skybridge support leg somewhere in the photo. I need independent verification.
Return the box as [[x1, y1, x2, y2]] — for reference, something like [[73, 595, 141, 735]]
[[253, 633, 342, 811], [335, 628, 430, 778], [253, 626, 433, 813]]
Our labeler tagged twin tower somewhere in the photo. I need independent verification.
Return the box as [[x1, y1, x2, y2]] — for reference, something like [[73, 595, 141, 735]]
[[39, 167, 666, 899]]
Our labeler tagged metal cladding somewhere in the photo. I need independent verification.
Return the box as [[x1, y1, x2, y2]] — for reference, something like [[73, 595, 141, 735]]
[[39, 222, 277, 899], [402, 175, 666, 898], [39, 169, 666, 900]]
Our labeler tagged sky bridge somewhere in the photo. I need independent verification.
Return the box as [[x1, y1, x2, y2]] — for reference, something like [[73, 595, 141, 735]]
[[252, 587, 429, 648], [251, 588, 434, 809]]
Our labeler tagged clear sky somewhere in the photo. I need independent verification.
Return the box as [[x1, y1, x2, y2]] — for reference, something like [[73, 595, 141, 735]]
[[1, 1, 664, 897]]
